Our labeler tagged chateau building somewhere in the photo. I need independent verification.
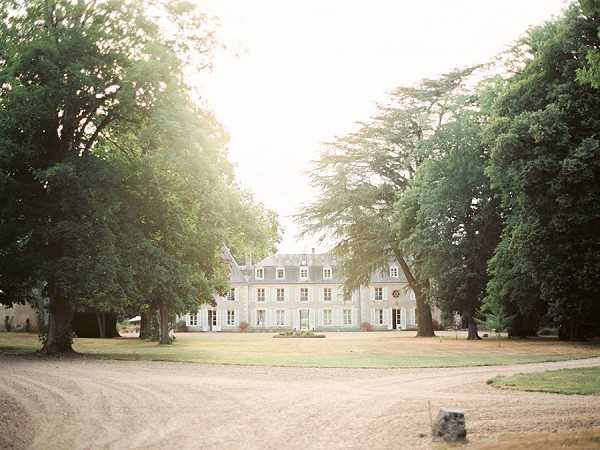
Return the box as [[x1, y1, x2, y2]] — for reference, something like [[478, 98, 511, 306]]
[[183, 250, 438, 332]]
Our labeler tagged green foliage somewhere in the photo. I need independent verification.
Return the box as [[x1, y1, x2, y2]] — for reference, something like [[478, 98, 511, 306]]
[[485, 3, 600, 339], [477, 295, 514, 334], [394, 106, 501, 325], [0, 0, 280, 351], [576, 0, 600, 88], [490, 367, 600, 395], [298, 68, 481, 336]]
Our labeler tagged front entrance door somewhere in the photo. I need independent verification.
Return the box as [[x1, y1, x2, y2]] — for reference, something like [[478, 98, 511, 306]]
[[393, 309, 403, 330], [299, 309, 310, 330], [208, 310, 217, 331], [256, 309, 265, 328]]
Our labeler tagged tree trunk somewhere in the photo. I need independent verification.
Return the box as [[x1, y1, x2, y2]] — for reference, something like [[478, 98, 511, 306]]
[[139, 311, 147, 339], [158, 303, 171, 345], [390, 246, 435, 337], [464, 312, 481, 340], [96, 313, 106, 338], [415, 288, 435, 337], [41, 293, 74, 354]]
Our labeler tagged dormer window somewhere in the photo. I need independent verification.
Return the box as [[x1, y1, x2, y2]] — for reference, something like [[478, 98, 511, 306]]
[[255, 267, 264, 280], [299, 267, 309, 280], [323, 267, 332, 280], [227, 288, 235, 301], [276, 267, 285, 280], [390, 266, 399, 278]]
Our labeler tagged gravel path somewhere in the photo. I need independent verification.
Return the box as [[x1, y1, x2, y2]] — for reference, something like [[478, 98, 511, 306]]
[[1, 356, 600, 449]]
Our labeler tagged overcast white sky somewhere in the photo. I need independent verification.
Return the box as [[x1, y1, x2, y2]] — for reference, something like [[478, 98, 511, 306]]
[[198, 0, 568, 253]]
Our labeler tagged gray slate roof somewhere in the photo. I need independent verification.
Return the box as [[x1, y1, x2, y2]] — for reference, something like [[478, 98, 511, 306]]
[[227, 252, 407, 284], [257, 253, 337, 267]]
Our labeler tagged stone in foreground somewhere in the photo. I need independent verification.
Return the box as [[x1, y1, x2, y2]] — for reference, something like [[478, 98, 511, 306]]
[[432, 408, 467, 442]]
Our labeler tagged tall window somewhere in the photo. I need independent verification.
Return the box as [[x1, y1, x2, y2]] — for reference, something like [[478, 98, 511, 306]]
[[276, 310, 285, 326], [276, 288, 285, 302], [390, 266, 399, 278], [256, 288, 265, 302], [323, 309, 332, 325], [276, 267, 285, 280], [299, 267, 309, 280], [323, 287, 332, 302], [188, 312, 198, 326], [255, 267, 264, 280], [376, 309, 384, 325], [300, 287, 309, 302], [227, 310, 236, 326], [256, 309, 265, 326], [227, 288, 235, 301], [374, 287, 383, 300], [210, 310, 217, 327], [323, 267, 332, 279], [343, 309, 352, 325]]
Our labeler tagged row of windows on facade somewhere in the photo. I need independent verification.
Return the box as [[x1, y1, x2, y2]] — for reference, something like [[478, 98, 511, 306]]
[[224, 286, 394, 302], [187, 309, 355, 327], [254, 266, 400, 281], [187, 308, 416, 327]]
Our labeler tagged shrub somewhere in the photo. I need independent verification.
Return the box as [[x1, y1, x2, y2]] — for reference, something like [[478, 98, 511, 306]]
[[361, 322, 373, 332], [432, 319, 445, 331], [239, 321, 249, 332]]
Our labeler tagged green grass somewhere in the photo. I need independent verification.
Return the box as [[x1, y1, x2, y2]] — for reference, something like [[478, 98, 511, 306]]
[[1, 331, 600, 368], [462, 428, 600, 449], [489, 367, 600, 395]]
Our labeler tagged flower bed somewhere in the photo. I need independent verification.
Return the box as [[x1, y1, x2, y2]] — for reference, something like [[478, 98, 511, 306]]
[[273, 330, 326, 338]]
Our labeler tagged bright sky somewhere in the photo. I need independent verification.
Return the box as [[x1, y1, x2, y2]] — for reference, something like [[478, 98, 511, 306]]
[[198, 0, 568, 253]]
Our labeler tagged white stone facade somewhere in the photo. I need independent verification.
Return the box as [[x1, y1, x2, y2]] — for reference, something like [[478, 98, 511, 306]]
[[182, 252, 438, 332]]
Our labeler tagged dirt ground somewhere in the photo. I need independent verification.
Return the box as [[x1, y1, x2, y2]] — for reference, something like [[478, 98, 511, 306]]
[[1, 356, 599, 450]]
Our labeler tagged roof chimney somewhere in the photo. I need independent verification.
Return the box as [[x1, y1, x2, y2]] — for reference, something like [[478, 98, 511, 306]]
[[311, 248, 315, 255]]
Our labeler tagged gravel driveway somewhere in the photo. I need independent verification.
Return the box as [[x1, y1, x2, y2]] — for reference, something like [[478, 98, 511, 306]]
[[1, 356, 600, 449]]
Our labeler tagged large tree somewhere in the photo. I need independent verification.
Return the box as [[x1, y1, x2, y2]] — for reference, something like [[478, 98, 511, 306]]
[[394, 104, 502, 339], [577, 0, 600, 87], [298, 68, 479, 337], [485, 3, 600, 340], [119, 90, 280, 344], [0, 0, 220, 352]]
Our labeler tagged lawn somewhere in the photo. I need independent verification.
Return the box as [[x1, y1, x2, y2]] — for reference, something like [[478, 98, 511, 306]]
[[489, 367, 600, 395], [2, 331, 600, 368], [469, 428, 600, 449]]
